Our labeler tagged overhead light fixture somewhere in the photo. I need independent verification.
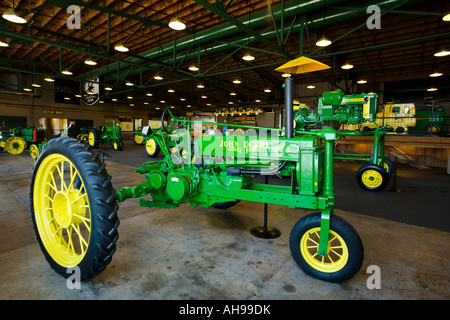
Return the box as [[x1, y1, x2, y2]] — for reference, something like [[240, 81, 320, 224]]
[[434, 49, 450, 57], [230, 92, 236, 96], [23, 87, 32, 92], [169, 17, 186, 31], [186, 105, 191, 108], [44, 77, 54, 82], [111, 98, 118, 101], [197, 83, 205, 88], [32, 83, 41, 88], [84, 58, 97, 66], [264, 88, 271, 93], [146, 92, 153, 96], [160, 100, 166, 103], [255, 99, 261, 103], [316, 36, 332, 47], [201, 95, 207, 99], [0, 40, 9, 47], [144, 102, 149, 105], [127, 96, 133, 99], [75, 94, 82, 98], [307, 85, 315, 89], [189, 64, 199, 71], [61, 69, 72, 76], [282, 73, 291, 78], [429, 72, 443, 77], [357, 79, 367, 84], [341, 63, 354, 70], [114, 42, 129, 52], [154, 74, 163, 80], [228, 101, 234, 104], [2, 8, 27, 24], [105, 86, 113, 91], [64, 97, 71, 100], [180, 98, 186, 101], [99, 100, 105, 103], [233, 79, 241, 84], [242, 52, 255, 61], [427, 87, 438, 92], [168, 89, 175, 93], [125, 80, 134, 86], [443, 12, 450, 21]]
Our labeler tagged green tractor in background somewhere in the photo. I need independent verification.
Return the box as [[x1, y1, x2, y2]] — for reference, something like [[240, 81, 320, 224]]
[[77, 122, 123, 150], [0, 126, 46, 158]]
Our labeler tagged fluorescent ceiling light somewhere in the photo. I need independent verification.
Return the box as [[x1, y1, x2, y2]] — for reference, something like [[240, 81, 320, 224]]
[[2, 10, 26, 24], [169, 17, 186, 30]]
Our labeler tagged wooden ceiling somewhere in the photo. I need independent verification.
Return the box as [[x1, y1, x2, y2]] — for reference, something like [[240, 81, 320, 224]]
[[0, 0, 449, 112]]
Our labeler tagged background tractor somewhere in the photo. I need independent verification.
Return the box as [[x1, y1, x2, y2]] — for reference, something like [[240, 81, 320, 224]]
[[0, 126, 46, 158], [77, 122, 123, 150]]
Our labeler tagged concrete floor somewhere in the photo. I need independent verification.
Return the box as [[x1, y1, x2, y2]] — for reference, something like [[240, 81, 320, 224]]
[[0, 139, 449, 300]]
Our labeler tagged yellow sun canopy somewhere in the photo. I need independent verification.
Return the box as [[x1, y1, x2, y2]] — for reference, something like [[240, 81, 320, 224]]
[[275, 56, 331, 74]]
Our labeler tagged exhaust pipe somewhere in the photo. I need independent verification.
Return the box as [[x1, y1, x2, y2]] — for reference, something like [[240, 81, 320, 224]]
[[285, 77, 293, 139]]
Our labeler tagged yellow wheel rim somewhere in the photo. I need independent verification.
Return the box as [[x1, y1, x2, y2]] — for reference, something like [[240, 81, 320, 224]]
[[146, 139, 156, 155], [300, 227, 349, 273], [361, 169, 383, 188], [5, 137, 26, 154], [29, 144, 39, 158], [134, 134, 144, 144], [33, 154, 91, 267], [88, 132, 95, 146], [113, 141, 118, 149]]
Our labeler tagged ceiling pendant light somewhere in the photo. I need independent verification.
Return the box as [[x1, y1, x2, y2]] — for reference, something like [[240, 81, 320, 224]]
[[84, 57, 97, 65], [307, 85, 315, 89], [233, 79, 241, 84], [105, 86, 113, 91], [44, 77, 54, 82], [32, 83, 41, 88], [0, 40, 9, 47], [61, 69, 73, 75], [114, 42, 129, 52], [189, 64, 199, 71], [169, 17, 186, 31], [443, 12, 450, 21], [2, 8, 27, 24], [316, 36, 332, 47], [154, 74, 163, 80], [434, 49, 450, 57], [125, 80, 134, 86], [429, 71, 443, 77], [264, 88, 271, 93], [427, 87, 438, 92], [197, 83, 205, 88], [282, 73, 291, 78], [357, 79, 367, 84], [341, 62, 354, 70], [242, 52, 255, 61]]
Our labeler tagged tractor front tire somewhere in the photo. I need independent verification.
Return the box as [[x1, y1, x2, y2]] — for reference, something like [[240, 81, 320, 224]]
[[145, 138, 160, 158], [30, 137, 119, 280], [356, 163, 389, 191], [289, 212, 364, 283], [88, 128, 100, 149]]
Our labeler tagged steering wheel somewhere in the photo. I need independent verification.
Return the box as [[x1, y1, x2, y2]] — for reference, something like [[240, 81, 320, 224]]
[[161, 106, 185, 134]]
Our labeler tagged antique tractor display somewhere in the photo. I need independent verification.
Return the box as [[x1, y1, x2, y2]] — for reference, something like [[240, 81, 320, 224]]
[[29, 78, 366, 284], [0, 127, 46, 158], [77, 122, 123, 150], [293, 90, 392, 191]]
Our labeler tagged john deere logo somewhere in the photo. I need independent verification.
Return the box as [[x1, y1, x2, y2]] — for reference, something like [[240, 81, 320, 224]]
[[83, 76, 99, 105]]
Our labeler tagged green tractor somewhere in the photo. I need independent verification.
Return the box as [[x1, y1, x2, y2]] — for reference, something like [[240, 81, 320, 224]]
[[29, 78, 366, 283], [77, 122, 123, 150], [0, 126, 46, 158], [294, 90, 392, 191]]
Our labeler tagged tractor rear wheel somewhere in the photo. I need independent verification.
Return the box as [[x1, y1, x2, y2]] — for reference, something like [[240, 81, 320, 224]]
[[30, 137, 119, 280], [289, 212, 364, 283], [5, 136, 26, 154]]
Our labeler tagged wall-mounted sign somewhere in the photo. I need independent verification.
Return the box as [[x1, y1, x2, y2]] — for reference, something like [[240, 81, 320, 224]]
[[43, 110, 65, 115]]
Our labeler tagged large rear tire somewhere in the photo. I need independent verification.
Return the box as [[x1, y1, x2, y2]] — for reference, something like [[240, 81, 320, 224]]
[[30, 137, 119, 280]]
